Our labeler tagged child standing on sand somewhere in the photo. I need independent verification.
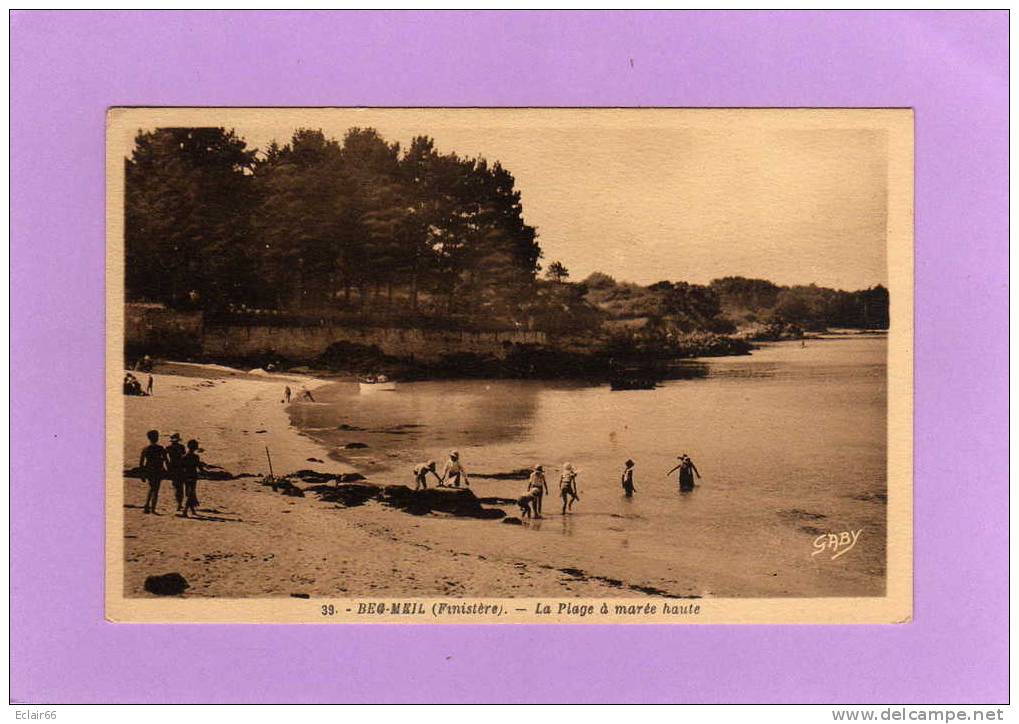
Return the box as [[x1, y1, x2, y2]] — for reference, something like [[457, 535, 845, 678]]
[[180, 439, 207, 518], [559, 463, 580, 514], [139, 430, 167, 515]]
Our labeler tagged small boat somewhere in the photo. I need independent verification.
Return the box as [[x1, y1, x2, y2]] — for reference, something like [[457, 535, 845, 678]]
[[358, 374, 397, 392]]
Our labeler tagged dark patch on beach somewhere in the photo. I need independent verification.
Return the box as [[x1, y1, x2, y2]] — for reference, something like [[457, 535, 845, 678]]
[[851, 492, 888, 503], [343, 442, 369, 449], [290, 592, 311, 599], [780, 508, 828, 522], [556, 566, 698, 598]]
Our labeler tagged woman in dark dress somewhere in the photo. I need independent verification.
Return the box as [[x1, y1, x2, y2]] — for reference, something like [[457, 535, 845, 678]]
[[667, 454, 701, 492]]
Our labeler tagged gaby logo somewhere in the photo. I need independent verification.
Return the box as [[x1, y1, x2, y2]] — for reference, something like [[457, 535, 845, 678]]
[[812, 529, 863, 560]]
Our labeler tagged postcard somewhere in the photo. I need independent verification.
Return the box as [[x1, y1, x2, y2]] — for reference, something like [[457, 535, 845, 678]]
[[105, 107, 913, 623]]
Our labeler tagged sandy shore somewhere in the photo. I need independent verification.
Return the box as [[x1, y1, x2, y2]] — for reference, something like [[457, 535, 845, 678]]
[[122, 364, 656, 598]]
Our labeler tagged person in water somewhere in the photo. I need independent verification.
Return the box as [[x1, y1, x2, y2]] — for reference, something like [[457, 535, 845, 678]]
[[667, 454, 701, 492], [145, 375, 154, 396], [621, 459, 636, 497], [559, 463, 580, 514], [412, 460, 442, 490], [526, 464, 549, 517], [441, 451, 469, 488], [180, 439, 207, 518], [139, 429, 167, 514], [282, 385, 292, 404], [165, 432, 186, 512]]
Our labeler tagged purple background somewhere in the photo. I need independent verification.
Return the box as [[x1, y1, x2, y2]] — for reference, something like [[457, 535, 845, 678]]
[[10, 11, 1008, 703]]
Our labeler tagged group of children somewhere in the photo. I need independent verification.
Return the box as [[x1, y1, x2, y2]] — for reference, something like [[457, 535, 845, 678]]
[[137, 429, 207, 517], [412, 450, 471, 490], [411, 452, 700, 520]]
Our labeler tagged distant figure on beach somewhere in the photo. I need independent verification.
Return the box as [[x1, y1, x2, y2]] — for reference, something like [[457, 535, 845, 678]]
[[667, 454, 701, 492], [146, 375, 154, 396], [180, 439, 207, 518], [282, 386, 292, 404], [441, 450, 469, 488], [123, 373, 145, 396], [165, 432, 186, 512], [299, 388, 315, 402], [559, 462, 580, 514], [621, 459, 636, 497], [139, 429, 167, 514], [526, 464, 548, 517], [412, 460, 441, 490]]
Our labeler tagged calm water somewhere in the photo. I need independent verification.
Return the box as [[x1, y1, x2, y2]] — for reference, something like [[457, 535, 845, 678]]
[[290, 335, 887, 595]]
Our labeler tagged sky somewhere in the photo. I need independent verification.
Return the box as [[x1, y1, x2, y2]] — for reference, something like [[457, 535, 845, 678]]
[[212, 109, 890, 291]]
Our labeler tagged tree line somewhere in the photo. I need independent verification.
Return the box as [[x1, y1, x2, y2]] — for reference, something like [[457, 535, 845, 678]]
[[125, 127, 889, 336], [125, 127, 540, 323]]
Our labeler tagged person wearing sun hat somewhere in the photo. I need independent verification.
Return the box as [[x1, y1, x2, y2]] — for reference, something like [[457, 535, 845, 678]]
[[165, 432, 187, 511], [525, 464, 549, 517], [441, 450, 469, 488], [621, 459, 636, 497]]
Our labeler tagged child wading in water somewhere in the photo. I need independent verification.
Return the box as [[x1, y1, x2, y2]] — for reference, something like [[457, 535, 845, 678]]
[[180, 439, 207, 518], [559, 463, 580, 514], [139, 429, 167, 515], [526, 464, 549, 517], [667, 454, 701, 492], [621, 459, 636, 497], [412, 460, 441, 490]]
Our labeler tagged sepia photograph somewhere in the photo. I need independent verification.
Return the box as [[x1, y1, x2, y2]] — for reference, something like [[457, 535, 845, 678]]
[[105, 108, 913, 623]]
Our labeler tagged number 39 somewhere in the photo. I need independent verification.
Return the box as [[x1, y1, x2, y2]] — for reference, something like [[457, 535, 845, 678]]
[[321, 604, 336, 616]]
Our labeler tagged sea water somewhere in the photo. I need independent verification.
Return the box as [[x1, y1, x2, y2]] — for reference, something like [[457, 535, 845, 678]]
[[290, 335, 888, 596]]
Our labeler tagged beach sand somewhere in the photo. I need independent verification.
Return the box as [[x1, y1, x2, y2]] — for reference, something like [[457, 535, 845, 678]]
[[122, 365, 662, 599]]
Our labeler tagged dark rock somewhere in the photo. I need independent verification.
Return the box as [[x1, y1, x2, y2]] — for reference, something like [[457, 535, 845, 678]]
[[478, 496, 518, 505], [290, 592, 310, 599], [282, 486, 305, 497], [306, 457, 324, 463], [502, 516, 523, 525], [290, 470, 340, 485], [343, 442, 369, 449], [144, 572, 189, 596], [309, 482, 379, 507], [337, 424, 366, 431]]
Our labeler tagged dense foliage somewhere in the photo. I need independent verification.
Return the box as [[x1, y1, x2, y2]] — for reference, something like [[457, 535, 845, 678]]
[[125, 127, 889, 339]]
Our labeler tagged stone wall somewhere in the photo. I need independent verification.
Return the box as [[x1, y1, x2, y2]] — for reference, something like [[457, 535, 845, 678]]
[[125, 303, 203, 355], [202, 323, 547, 363]]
